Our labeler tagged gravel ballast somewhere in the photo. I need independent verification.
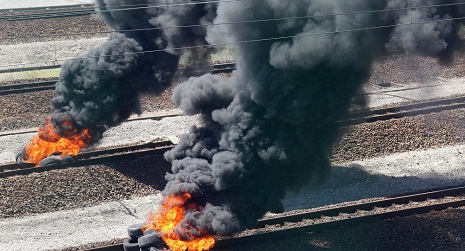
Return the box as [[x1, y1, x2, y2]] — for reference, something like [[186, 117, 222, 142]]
[[0, 7, 109, 46], [0, 87, 178, 132], [0, 155, 168, 219]]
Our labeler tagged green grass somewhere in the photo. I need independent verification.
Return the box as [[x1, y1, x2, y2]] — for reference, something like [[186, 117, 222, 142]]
[[179, 47, 236, 66], [0, 68, 60, 82], [0, 48, 236, 83]]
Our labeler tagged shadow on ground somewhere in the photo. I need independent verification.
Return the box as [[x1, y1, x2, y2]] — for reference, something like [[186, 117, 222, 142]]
[[106, 154, 171, 190], [222, 206, 465, 251], [283, 163, 465, 211]]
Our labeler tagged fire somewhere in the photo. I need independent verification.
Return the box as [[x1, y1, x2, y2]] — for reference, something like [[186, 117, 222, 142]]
[[145, 192, 215, 251], [23, 117, 92, 166]]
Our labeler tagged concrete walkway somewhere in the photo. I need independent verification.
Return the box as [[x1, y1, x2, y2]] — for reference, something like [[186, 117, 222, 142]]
[[0, 195, 162, 250], [365, 77, 465, 108]]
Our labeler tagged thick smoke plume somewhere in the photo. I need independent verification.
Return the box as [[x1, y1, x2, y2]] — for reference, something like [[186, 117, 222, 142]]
[[157, 0, 465, 240], [50, 0, 217, 143], [24, 0, 465, 244]]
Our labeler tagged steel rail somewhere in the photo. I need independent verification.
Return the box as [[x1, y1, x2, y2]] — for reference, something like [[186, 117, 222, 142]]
[[1, 94, 465, 139], [4, 61, 465, 126], [0, 139, 174, 178], [0, 4, 94, 13], [340, 96, 465, 125], [83, 185, 465, 251], [256, 185, 465, 228], [0, 110, 182, 137], [215, 199, 465, 249], [0, 110, 182, 176], [0, 8, 95, 21], [0, 80, 57, 95], [1, 11, 95, 21], [0, 63, 236, 95], [0, 64, 61, 74]]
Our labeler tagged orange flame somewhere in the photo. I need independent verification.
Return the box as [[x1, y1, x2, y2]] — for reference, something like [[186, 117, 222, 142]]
[[23, 117, 92, 166], [145, 192, 215, 251]]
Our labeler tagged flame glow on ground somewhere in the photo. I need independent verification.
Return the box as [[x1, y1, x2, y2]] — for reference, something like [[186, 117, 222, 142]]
[[23, 118, 91, 166], [145, 192, 215, 251]]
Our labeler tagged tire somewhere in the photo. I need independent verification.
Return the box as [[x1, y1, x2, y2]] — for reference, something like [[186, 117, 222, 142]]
[[138, 232, 163, 248], [16, 152, 35, 168], [141, 248, 165, 251], [123, 237, 140, 251], [143, 229, 157, 236], [38, 155, 74, 166], [127, 223, 146, 237]]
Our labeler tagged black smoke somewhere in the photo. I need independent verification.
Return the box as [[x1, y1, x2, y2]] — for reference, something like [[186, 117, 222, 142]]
[[49, 0, 217, 142], [158, 0, 465, 240]]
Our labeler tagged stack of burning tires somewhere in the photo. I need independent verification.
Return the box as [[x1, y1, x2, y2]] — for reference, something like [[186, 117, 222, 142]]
[[124, 223, 169, 251]]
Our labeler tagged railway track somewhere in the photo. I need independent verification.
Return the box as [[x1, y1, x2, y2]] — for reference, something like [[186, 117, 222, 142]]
[[340, 95, 465, 125], [83, 185, 465, 251], [0, 110, 182, 137], [0, 63, 237, 95], [0, 138, 175, 178], [0, 6, 95, 21], [0, 110, 182, 177], [1, 92, 464, 175], [0, 64, 61, 74], [1, 2, 213, 21], [3, 59, 465, 127], [0, 4, 94, 13], [2, 93, 463, 138], [0, 79, 57, 95], [0, 9, 95, 21]]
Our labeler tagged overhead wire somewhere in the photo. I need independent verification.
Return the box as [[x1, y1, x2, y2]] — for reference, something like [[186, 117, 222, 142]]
[[1, 1, 465, 42], [1, 0, 460, 14], [1, 13, 464, 69], [2, 1, 465, 69], [0, 0, 244, 20], [2, 0, 465, 21]]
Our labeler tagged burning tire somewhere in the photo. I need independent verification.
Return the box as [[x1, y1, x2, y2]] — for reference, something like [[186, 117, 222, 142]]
[[38, 154, 74, 166], [143, 229, 157, 236], [138, 232, 164, 249], [15, 151, 35, 168]]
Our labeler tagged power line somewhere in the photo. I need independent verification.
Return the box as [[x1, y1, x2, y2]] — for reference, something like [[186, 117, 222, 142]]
[[5, 0, 463, 14], [3, 0, 465, 22], [3, 1, 465, 42], [92, 0, 216, 10], [103, 1, 465, 10], [0, 0, 244, 20], [1, 12, 464, 69], [96, 0, 243, 13]]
